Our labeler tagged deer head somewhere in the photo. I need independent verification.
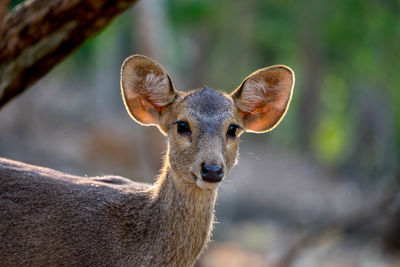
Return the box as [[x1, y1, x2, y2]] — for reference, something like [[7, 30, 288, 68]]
[[121, 55, 294, 191]]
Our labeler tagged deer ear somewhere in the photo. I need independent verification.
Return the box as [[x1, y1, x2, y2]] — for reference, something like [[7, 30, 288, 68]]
[[231, 65, 294, 133], [121, 55, 176, 126]]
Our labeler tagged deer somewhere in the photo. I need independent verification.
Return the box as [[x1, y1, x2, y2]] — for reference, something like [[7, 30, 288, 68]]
[[0, 54, 294, 266]]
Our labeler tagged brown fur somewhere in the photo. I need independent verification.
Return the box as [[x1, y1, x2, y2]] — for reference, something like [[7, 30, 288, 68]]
[[0, 55, 294, 266]]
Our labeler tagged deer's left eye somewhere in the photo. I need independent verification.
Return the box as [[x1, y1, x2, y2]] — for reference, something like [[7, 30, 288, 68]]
[[227, 125, 240, 138]]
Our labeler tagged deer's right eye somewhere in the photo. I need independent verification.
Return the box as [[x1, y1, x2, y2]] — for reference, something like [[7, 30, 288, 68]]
[[176, 121, 191, 134]]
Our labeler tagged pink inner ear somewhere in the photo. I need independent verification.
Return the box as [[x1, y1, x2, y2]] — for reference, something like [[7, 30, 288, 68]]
[[154, 105, 163, 113], [239, 111, 252, 119], [126, 96, 159, 125], [234, 66, 294, 132]]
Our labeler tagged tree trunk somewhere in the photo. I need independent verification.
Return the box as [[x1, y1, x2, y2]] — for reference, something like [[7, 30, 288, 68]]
[[0, 0, 138, 109], [0, 0, 9, 33]]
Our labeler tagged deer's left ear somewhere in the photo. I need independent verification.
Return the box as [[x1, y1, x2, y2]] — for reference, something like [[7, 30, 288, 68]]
[[231, 65, 294, 133]]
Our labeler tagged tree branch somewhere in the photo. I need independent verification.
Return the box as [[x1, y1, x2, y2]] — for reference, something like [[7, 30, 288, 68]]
[[0, 0, 9, 34], [0, 0, 138, 109]]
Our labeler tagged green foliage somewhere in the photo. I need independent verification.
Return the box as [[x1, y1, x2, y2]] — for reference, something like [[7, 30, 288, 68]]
[[167, 0, 219, 27], [313, 74, 351, 165], [9, 0, 24, 9]]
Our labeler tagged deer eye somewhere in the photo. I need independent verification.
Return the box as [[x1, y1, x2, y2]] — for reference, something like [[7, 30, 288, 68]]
[[176, 121, 191, 134], [227, 124, 240, 138]]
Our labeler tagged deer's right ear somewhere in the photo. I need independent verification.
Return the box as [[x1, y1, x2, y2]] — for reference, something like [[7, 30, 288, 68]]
[[121, 55, 176, 126]]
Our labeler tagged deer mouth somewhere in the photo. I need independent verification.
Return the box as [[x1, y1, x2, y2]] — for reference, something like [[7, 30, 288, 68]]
[[191, 172, 207, 189], [191, 172, 220, 190]]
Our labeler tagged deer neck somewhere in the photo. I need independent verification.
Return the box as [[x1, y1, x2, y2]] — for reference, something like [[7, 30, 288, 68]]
[[153, 166, 218, 203], [152, 167, 218, 229], [149, 167, 218, 265]]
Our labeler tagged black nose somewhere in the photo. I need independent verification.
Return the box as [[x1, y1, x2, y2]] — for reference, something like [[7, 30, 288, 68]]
[[201, 164, 223, 183]]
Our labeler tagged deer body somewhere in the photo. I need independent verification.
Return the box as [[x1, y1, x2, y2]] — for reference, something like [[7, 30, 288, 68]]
[[0, 160, 214, 266], [0, 55, 294, 266]]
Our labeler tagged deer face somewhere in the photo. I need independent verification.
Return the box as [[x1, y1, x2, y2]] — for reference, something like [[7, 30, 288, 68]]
[[120, 55, 294, 190], [164, 88, 241, 189]]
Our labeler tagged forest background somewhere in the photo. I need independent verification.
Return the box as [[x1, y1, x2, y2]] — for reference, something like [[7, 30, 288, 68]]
[[1, 0, 399, 266]]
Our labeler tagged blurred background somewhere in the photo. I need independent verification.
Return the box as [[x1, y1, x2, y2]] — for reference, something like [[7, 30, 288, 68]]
[[1, 0, 400, 266]]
